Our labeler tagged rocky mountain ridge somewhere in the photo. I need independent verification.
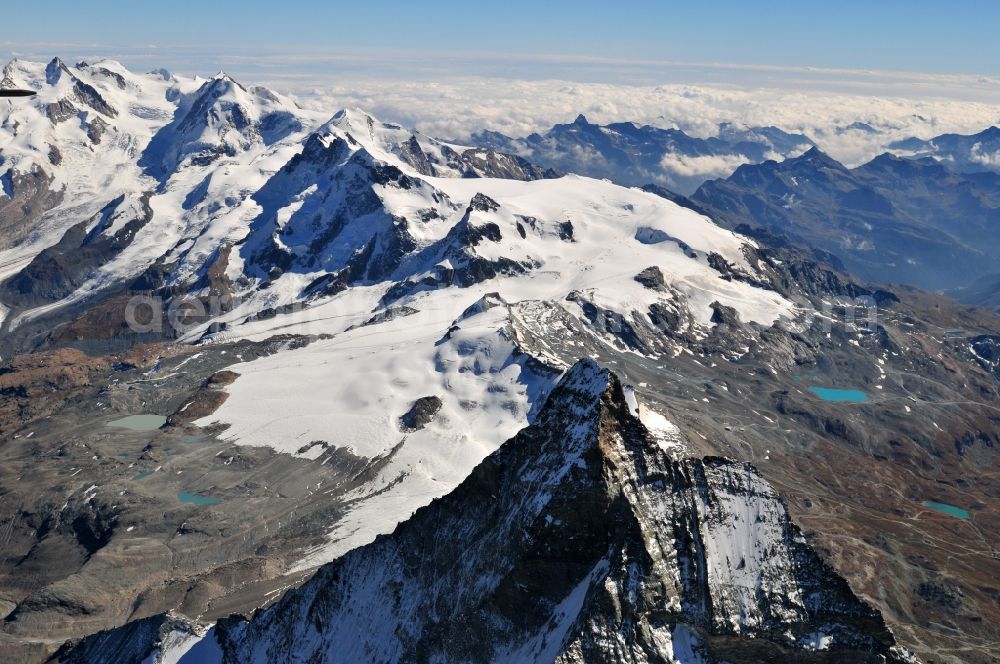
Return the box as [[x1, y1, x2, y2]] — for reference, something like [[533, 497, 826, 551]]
[[689, 147, 1000, 292], [57, 360, 911, 664], [470, 115, 814, 195]]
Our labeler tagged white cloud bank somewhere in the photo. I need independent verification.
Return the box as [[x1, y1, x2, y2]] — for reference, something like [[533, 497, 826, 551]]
[[659, 152, 757, 179], [971, 142, 1000, 167]]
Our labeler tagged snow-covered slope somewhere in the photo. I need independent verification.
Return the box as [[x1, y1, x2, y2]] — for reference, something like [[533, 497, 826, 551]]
[[1, 58, 174, 272], [0, 58, 324, 323], [57, 361, 908, 664]]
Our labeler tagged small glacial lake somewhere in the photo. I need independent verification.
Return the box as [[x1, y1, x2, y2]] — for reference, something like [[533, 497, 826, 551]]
[[178, 491, 220, 506], [808, 387, 869, 403], [924, 500, 971, 520], [132, 470, 154, 481], [108, 415, 166, 431]]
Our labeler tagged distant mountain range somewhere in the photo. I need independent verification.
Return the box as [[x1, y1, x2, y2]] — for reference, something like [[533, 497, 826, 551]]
[[951, 272, 1000, 311], [890, 125, 1000, 176], [469, 115, 814, 195], [688, 147, 1000, 294]]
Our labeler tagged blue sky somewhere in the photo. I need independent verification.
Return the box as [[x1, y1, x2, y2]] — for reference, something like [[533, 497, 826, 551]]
[[2, 0, 997, 80]]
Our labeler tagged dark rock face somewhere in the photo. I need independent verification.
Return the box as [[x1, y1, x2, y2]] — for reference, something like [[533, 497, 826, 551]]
[[709, 301, 742, 327], [393, 135, 558, 181], [71, 78, 117, 118], [1, 193, 154, 308], [453, 147, 559, 180], [87, 116, 108, 144], [45, 99, 78, 124], [691, 148, 1000, 292], [54, 614, 171, 664], [969, 335, 1000, 378], [468, 192, 500, 212], [46, 144, 62, 166], [60, 361, 905, 663], [634, 265, 666, 290], [558, 220, 574, 241], [399, 395, 443, 431]]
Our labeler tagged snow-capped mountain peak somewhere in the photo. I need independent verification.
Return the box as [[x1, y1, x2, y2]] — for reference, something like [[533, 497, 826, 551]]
[[142, 72, 303, 176]]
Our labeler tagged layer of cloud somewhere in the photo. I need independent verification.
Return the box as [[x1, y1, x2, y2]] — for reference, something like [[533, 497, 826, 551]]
[[659, 152, 757, 179], [971, 142, 1000, 167]]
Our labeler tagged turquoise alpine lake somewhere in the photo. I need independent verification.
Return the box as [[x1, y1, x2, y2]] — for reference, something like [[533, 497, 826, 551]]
[[923, 500, 971, 520], [178, 492, 220, 506], [108, 415, 166, 431], [808, 387, 869, 403], [132, 470, 154, 481]]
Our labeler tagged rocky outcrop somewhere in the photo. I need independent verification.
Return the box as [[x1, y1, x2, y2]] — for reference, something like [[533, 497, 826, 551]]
[[969, 334, 1000, 378], [165, 370, 240, 427], [0, 165, 64, 251], [393, 134, 557, 180], [398, 395, 443, 431]]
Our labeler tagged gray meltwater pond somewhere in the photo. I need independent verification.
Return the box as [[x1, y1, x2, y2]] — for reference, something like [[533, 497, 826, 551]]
[[108, 415, 167, 431]]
